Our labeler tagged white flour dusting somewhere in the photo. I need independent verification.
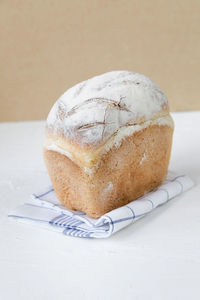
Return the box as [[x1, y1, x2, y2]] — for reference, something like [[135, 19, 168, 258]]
[[46, 70, 169, 146], [140, 153, 147, 165]]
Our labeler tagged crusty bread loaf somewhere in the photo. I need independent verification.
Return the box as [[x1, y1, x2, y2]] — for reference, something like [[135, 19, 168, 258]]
[[43, 71, 174, 218]]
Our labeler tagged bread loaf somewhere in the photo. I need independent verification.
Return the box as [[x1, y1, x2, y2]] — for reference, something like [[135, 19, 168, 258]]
[[43, 71, 174, 218]]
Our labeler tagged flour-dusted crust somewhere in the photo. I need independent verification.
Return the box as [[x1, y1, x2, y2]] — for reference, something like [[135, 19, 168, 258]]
[[46, 71, 169, 148]]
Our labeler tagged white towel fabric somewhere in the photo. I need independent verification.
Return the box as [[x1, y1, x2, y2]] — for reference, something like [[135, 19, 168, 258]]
[[8, 171, 194, 238]]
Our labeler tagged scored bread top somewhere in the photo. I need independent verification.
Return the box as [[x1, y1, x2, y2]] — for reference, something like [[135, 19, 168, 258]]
[[46, 70, 169, 149]]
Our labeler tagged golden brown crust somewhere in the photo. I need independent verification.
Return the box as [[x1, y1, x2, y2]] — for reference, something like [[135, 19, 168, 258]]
[[43, 124, 173, 218]]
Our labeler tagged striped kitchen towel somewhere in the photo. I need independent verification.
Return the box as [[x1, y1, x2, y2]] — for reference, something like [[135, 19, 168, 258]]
[[8, 171, 194, 238]]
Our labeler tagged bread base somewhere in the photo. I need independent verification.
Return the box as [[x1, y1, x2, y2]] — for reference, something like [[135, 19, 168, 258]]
[[43, 124, 173, 218]]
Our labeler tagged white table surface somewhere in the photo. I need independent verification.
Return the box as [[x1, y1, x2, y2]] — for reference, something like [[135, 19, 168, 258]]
[[0, 111, 200, 300]]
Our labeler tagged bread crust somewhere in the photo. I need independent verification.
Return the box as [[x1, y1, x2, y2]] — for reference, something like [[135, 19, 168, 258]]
[[43, 124, 173, 218], [46, 71, 169, 148]]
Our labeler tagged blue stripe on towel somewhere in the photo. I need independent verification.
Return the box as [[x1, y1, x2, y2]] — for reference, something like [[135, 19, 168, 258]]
[[33, 188, 54, 199]]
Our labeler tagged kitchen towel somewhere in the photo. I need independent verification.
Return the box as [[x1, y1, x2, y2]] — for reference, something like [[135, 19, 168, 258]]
[[8, 171, 194, 238]]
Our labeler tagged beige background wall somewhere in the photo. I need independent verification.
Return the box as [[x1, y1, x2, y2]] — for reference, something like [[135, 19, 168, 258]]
[[1, 0, 200, 122]]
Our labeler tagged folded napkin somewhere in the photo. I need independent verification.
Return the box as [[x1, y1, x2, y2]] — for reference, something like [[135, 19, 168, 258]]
[[8, 172, 194, 238]]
